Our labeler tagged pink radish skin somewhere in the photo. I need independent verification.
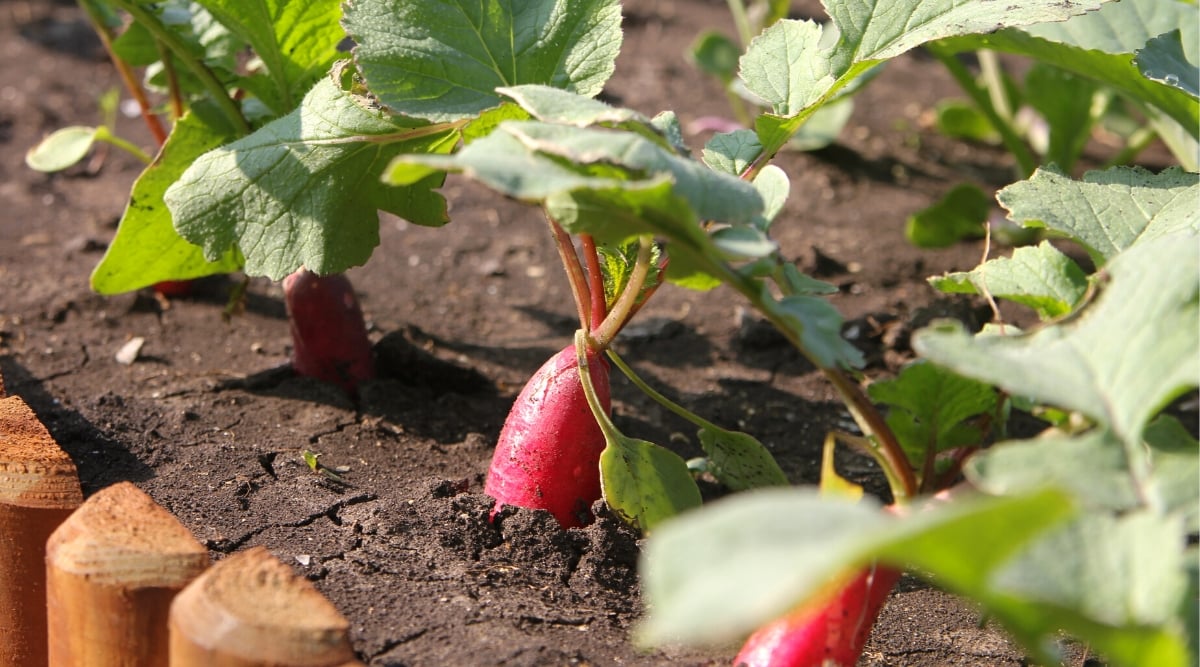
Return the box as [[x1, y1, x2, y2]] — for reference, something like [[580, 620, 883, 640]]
[[485, 345, 611, 528], [153, 280, 193, 297], [734, 563, 902, 667], [283, 269, 375, 396]]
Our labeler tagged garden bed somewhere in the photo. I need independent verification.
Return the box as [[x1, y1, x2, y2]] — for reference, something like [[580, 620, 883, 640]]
[[0, 1, 1165, 664]]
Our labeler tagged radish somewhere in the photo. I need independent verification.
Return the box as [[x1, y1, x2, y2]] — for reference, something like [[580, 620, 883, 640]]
[[484, 231, 663, 528], [153, 280, 193, 298], [283, 268, 375, 396], [733, 562, 902, 667], [484, 344, 612, 528]]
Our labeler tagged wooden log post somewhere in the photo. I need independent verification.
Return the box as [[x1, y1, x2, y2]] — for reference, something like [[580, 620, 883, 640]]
[[45, 481, 210, 666], [170, 546, 365, 667], [0, 395, 83, 667]]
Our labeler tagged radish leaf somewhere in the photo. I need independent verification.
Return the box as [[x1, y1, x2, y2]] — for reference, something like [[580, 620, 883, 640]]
[[166, 71, 458, 280], [600, 436, 702, 534], [1136, 30, 1199, 99], [966, 418, 1199, 531], [638, 487, 1072, 647], [867, 360, 997, 470], [498, 85, 648, 126], [92, 107, 242, 293], [195, 0, 344, 114], [905, 182, 989, 248], [25, 126, 97, 172], [343, 0, 622, 122], [929, 241, 1089, 320], [997, 166, 1199, 264], [915, 232, 1199, 450], [937, 0, 1199, 139]]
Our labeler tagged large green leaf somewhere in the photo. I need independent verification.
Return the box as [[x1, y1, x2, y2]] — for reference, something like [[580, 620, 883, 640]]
[[929, 241, 1090, 320], [737, 0, 1109, 157], [92, 106, 242, 293], [938, 0, 1200, 138], [343, 0, 622, 122], [967, 418, 1199, 531], [997, 166, 1199, 264], [914, 232, 1200, 450], [195, 0, 343, 114], [166, 72, 458, 280], [637, 487, 1073, 647]]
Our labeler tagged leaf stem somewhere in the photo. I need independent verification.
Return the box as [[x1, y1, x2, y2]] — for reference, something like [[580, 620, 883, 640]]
[[580, 234, 608, 330], [94, 127, 153, 164], [77, 0, 168, 146], [547, 216, 592, 332], [154, 39, 186, 121], [575, 329, 621, 443], [724, 0, 753, 47], [592, 235, 653, 349], [689, 247, 918, 501], [925, 42, 1037, 178], [606, 349, 722, 433], [108, 0, 250, 136]]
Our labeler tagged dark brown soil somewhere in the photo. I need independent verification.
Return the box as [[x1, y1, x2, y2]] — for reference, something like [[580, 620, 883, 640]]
[[1, 1, 1125, 665]]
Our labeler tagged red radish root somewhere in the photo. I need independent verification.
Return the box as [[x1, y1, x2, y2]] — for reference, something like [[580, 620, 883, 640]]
[[283, 269, 375, 396], [153, 280, 193, 297], [734, 563, 901, 667], [484, 345, 611, 528]]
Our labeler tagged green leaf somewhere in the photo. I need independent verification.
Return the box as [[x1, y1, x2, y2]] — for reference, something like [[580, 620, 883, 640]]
[[985, 511, 1193, 667], [25, 126, 97, 172], [637, 487, 1073, 647], [905, 183, 990, 248], [939, 0, 1200, 138], [504, 122, 764, 226], [993, 511, 1187, 628], [967, 420, 1199, 531], [92, 106, 242, 293], [498, 85, 645, 126], [739, 19, 833, 116], [1024, 63, 1101, 171], [751, 164, 789, 231], [765, 294, 863, 369], [344, 0, 622, 122], [867, 360, 997, 469], [1136, 30, 1200, 99], [600, 436, 703, 534], [929, 241, 1089, 320], [460, 102, 531, 144], [690, 31, 741, 83], [914, 233, 1200, 450], [195, 0, 344, 113], [166, 72, 458, 280], [936, 100, 1001, 143], [997, 166, 1200, 264], [697, 428, 790, 491], [702, 129, 762, 177]]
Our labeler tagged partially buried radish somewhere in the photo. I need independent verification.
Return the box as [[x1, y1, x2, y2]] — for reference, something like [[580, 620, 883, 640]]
[[734, 562, 901, 667], [484, 344, 611, 528], [283, 268, 375, 396]]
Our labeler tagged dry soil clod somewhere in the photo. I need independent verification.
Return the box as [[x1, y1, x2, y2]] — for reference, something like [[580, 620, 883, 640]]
[[169, 546, 363, 667], [45, 481, 210, 667], [0, 395, 83, 667]]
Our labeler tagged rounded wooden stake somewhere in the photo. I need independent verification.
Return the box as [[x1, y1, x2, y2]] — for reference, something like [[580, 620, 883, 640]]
[[169, 546, 364, 667], [0, 395, 83, 667], [45, 481, 210, 666]]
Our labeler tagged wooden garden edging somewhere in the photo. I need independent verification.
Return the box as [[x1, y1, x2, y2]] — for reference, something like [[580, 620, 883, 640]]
[[0, 368, 364, 667]]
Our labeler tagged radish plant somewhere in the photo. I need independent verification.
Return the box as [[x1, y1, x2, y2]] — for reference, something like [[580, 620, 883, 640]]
[[61, 0, 1197, 664]]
